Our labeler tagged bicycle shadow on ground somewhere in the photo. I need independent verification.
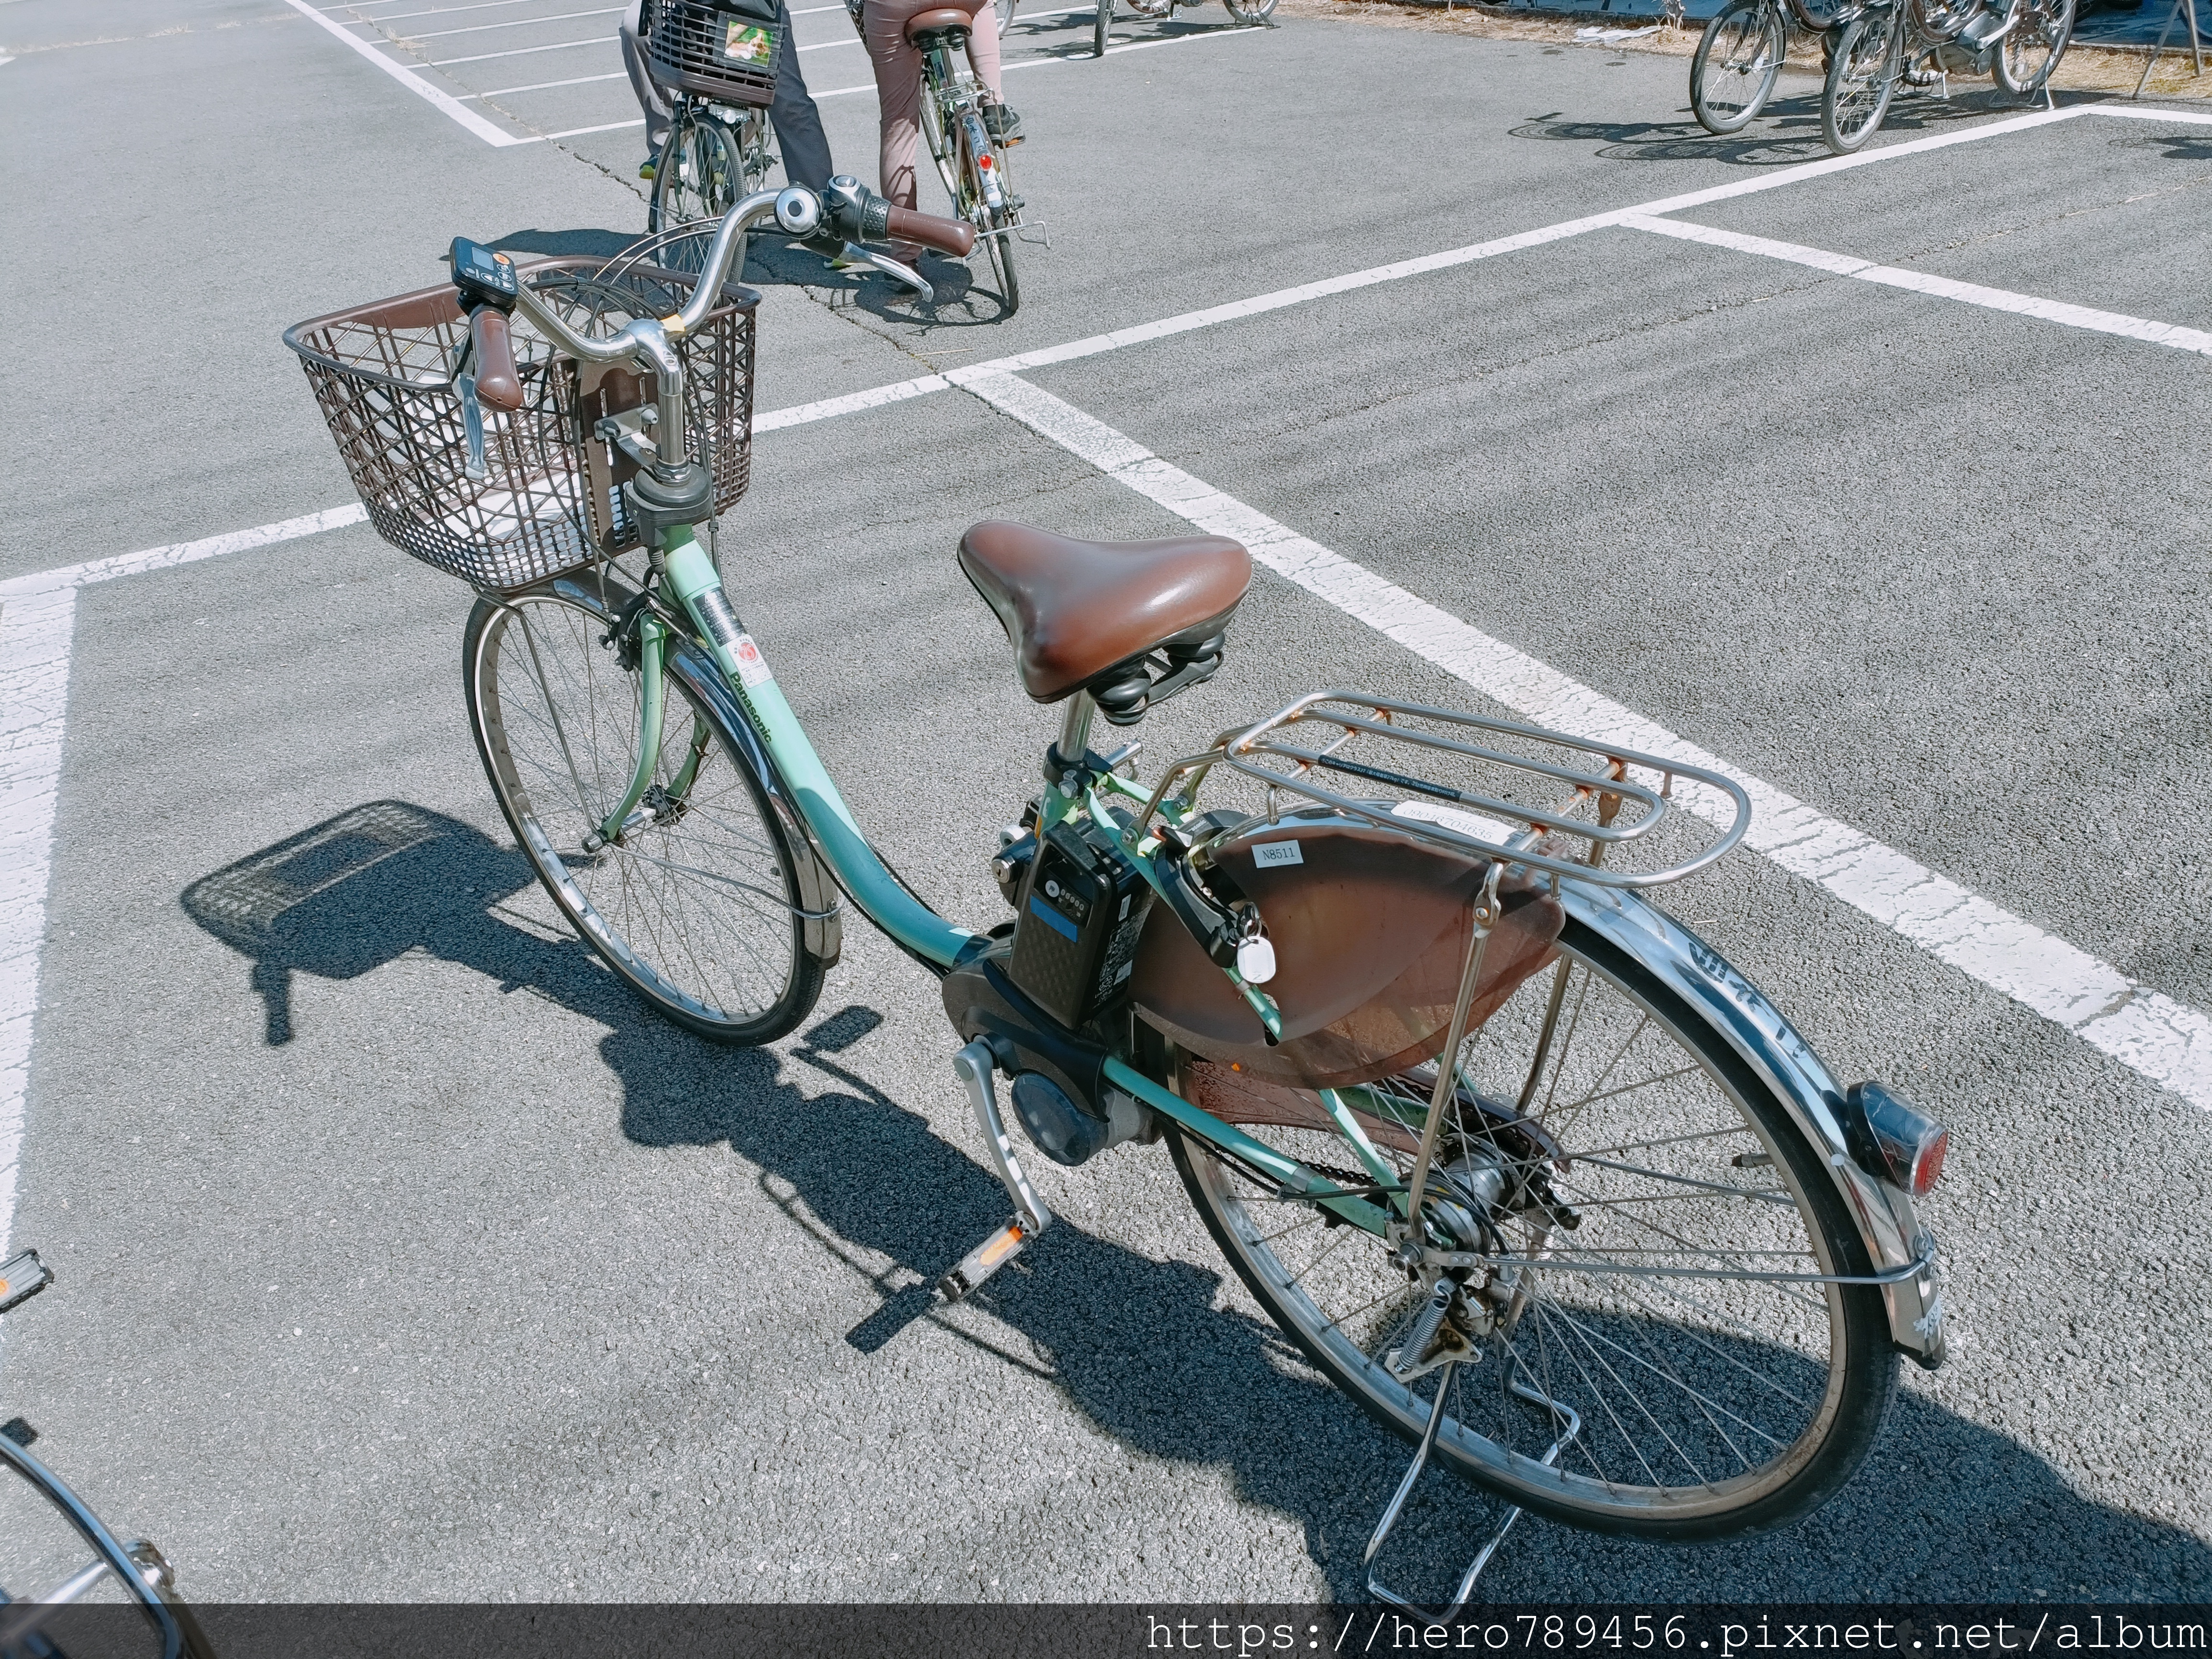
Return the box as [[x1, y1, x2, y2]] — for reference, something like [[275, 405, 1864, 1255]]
[[1509, 84, 2100, 166], [744, 231, 1018, 329], [180, 804, 2212, 1602]]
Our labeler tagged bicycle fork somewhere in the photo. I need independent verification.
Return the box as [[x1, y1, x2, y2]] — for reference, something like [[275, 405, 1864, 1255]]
[[588, 529, 754, 847]]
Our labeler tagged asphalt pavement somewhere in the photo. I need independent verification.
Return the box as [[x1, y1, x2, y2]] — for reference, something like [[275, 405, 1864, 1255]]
[[1, 0, 2209, 1605]]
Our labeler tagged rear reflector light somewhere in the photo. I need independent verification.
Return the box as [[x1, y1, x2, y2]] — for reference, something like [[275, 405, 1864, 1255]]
[[1841, 1082, 1948, 1198]]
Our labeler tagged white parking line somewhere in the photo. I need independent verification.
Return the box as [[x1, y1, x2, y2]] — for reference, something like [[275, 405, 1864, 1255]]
[[465, 69, 625, 96], [1624, 214, 2212, 355], [392, 7, 622, 39], [420, 34, 616, 65], [950, 370, 2212, 1112], [282, 0, 524, 145]]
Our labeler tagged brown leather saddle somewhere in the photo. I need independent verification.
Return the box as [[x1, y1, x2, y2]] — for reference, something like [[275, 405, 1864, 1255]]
[[904, 2, 989, 43], [957, 520, 1252, 721]]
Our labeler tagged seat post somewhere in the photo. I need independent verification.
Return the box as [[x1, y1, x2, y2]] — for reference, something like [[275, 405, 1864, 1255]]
[[1051, 690, 1095, 781]]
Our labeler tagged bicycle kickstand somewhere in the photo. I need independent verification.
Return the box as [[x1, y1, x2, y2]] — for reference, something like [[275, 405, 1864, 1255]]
[[1363, 1358, 1583, 1619]]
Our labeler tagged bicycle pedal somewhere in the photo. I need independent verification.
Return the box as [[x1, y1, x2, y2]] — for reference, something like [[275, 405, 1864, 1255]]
[[938, 1217, 1032, 1303]]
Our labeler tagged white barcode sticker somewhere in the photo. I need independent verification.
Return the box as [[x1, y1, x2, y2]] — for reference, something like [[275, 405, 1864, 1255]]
[[731, 633, 774, 688], [1251, 840, 1303, 868]]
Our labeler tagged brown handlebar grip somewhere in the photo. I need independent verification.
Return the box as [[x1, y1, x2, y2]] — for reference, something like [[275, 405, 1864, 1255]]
[[884, 204, 976, 258], [469, 305, 525, 413]]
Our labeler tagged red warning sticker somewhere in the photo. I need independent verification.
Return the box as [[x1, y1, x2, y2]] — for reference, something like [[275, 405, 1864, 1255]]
[[731, 633, 774, 688]]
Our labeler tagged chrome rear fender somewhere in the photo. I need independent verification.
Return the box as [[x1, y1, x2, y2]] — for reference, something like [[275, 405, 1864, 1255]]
[[1560, 882, 1946, 1369]]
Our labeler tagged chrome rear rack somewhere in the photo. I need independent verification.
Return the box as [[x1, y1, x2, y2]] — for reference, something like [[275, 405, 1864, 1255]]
[[1136, 690, 1752, 891]]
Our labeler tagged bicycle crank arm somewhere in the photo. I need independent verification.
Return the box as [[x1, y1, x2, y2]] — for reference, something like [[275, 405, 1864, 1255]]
[[939, 1040, 1052, 1303]]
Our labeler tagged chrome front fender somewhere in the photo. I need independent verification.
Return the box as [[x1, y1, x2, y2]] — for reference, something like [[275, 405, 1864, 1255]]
[[1559, 882, 1946, 1369]]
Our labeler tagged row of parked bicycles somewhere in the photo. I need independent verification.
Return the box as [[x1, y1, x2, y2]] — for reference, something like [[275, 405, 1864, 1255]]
[[1688, 0, 2076, 151]]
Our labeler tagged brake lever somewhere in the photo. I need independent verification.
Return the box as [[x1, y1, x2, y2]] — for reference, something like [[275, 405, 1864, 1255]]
[[450, 335, 490, 482], [821, 238, 934, 304]]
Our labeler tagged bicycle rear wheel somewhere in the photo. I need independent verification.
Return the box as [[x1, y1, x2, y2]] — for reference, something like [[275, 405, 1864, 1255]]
[[649, 109, 741, 276], [1095, 0, 1111, 54], [1224, 0, 1278, 21], [1994, 0, 2075, 91], [1822, 7, 1899, 153], [1166, 917, 1898, 1541], [1692, 0, 1789, 132], [465, 578, 824, 1045]]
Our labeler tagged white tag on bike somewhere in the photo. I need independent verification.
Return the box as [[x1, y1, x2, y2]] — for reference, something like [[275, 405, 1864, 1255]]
[[731, 633, 774, 688], [1236, 935, 1277, 985]]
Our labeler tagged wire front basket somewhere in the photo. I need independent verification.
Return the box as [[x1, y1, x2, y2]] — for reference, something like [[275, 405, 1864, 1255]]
[[645, 0, 782, 107], [1139, 692, 1755, 891], [284, 259, 755, 592]]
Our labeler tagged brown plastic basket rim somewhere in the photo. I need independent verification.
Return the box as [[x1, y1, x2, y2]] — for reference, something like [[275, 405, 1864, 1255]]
[[280, 256, 759, 391]]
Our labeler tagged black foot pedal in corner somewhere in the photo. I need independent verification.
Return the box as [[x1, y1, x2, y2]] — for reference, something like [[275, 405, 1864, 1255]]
[[938, 1041, 1053, 1304], [0, 1249, 53, 1315]]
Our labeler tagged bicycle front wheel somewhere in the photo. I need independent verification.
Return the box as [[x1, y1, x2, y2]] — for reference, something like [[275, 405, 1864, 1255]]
[[1095, 0, 1111, 54], [465, 581, 825, 1045], [1822, 7, 1899, 153], [1692, 0, 1788, 132], [649, 110, 741, 275], [1994, 0, 2075, 91], [1166, 917, 1898, 1541], [1224, 0, 1278, 22]]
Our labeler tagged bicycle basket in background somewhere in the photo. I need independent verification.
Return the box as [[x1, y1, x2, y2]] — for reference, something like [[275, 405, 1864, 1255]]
[[283, 258, 755, 591], [645, 0, 782, 107]]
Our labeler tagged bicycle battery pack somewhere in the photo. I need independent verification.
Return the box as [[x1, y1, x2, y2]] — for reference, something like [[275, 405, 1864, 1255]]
[[1008, 816, 1154, 1030]]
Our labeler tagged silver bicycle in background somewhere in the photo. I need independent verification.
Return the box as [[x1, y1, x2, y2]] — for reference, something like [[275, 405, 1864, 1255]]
[[0, 1251, 217, 1659]]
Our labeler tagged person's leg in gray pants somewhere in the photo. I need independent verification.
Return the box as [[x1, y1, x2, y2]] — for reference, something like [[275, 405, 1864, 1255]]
[[622, 0, 834, 188]]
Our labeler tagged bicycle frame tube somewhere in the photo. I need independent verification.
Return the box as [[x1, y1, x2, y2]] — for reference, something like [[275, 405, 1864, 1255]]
[[656, 529, 973, 970], [596, 616, 668, 843]]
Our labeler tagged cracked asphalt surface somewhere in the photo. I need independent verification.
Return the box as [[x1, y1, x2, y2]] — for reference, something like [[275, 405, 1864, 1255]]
[[1, 0, 2208, 1607]]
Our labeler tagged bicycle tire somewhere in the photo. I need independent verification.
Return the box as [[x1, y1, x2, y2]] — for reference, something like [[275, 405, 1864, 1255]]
[[1164, 917, 1899, 1542], [1692, 0, 1788, 133], [983, 205, 1020, 314], [1095, 0, 1111, 54], [1822, 7, 1899, 153], [465, 579, 825, 1046], [1993, 0, 2075, 92], [995, 0, 1018, 32], [649, 109, 743, 277], [1224, 0, 1278, 21]]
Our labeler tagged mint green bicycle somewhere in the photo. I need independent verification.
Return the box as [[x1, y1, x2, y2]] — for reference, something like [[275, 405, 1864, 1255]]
[[288, 182, 1952, 1601]]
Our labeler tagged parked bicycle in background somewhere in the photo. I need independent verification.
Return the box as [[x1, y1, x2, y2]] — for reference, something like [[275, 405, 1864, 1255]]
[[1690, 0, 1860, 133], [628, 0, 837, 274], [851, 0, 1034, 313], [0, 1251, 217, 1659], [1090, 0, 1276, 57], [1825, 0, 2076, 151]]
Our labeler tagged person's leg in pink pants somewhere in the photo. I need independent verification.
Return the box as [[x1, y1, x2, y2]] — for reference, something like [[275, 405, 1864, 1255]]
[[864, 0, 1006, 210]]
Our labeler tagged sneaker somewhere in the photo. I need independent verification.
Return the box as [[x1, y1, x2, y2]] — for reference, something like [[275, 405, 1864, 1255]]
[[982, 102, 1024, 144], [639, 149, 659, 182]]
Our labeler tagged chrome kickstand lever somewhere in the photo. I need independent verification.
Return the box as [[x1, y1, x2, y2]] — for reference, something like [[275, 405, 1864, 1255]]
[[938, 1040, 1052, 1303], [1364, 1361, 1584, 1619]]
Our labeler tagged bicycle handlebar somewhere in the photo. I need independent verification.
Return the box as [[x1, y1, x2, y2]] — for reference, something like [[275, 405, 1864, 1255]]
[[476, 177, 962, 470], [885, 204, 976, 257]]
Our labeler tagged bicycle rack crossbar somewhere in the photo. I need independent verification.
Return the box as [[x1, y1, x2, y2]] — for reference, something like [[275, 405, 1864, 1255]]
[[1134, 690, 1751, 891]]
